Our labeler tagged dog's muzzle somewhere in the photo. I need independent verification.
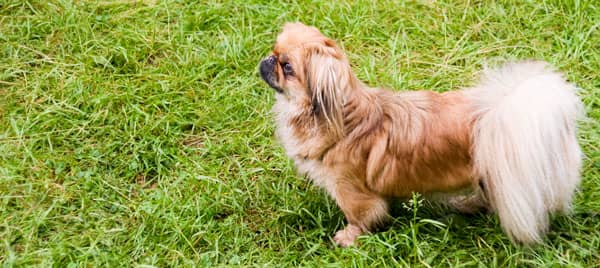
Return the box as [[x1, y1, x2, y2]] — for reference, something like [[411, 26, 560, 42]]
[[259, 55, 284, 93]]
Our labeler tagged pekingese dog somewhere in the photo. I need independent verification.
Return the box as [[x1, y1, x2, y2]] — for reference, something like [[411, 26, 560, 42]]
[[259, 22, 583, 247]]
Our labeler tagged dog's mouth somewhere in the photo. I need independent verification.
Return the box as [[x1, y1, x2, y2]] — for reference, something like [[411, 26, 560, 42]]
[[259, 56, 284, 93]]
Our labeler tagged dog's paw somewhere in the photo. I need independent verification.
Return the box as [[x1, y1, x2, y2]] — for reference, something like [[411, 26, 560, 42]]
[[333, 224, 362, 247]]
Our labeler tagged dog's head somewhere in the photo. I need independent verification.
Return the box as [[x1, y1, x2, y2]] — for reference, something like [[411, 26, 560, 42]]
[[259, 22, 356, 136]]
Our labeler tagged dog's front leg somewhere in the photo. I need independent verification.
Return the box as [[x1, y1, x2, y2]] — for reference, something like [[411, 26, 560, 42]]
[[332, 179, 389, 247]]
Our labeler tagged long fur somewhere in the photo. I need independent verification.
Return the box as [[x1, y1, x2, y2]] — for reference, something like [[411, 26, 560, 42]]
[[307, 53, 349, 139], [468, 61, 584, 244], [261, 23, 584, 246]]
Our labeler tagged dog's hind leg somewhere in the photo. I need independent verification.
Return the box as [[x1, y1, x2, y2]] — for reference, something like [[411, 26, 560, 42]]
[[448, 180, 489, 214]]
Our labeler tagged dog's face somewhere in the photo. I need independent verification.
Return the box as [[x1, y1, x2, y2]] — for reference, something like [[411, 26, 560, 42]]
[[259, 23, 354, 135], [259, 22, 350, 97]]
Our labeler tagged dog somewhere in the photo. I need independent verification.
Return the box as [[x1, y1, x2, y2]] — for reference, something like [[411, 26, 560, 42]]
[[259, 22, 583, 247]]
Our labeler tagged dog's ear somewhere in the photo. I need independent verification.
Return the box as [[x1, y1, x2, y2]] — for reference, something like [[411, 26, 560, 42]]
[[305, 41, 351, 138]]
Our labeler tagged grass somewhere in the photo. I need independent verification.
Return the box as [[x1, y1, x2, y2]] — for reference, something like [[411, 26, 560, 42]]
[[1, 0, 599, 266]]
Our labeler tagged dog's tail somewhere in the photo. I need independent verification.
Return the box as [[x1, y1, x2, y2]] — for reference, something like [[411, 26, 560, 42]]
[[469, 61, 583, 244]]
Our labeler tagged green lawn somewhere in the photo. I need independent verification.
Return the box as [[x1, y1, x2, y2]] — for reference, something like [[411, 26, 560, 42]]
[[1, 0, 599, 266]]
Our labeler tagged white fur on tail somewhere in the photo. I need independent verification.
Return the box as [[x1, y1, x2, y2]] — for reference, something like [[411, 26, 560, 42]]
[[469, 61, 583, 244]]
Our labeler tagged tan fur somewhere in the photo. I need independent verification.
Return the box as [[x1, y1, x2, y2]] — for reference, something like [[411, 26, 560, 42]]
[[268, 23, 478, 245], [262, 22, 582, 246]]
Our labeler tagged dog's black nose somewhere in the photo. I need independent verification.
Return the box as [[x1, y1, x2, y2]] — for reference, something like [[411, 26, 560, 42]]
[[259, 55, 284, 93], [260, 55, 277, 75], [260, 55, 278, 75]]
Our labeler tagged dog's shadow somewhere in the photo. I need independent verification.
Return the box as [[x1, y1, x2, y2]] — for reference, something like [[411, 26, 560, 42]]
[[276, 191, 495, 241], [379, 198, 493, 235], [384, 199, 599, 246], [275, 187, 597, 247]]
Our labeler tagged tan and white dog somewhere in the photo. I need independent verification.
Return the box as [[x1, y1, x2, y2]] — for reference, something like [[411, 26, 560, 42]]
[[259, 22, 583, 247]]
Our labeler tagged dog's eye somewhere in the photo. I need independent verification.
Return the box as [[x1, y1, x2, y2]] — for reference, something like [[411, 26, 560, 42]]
[[282, 62, 294, 76]]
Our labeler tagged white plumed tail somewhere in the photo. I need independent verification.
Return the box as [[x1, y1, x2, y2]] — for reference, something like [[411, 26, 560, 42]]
[[469, 61, 584, 244]]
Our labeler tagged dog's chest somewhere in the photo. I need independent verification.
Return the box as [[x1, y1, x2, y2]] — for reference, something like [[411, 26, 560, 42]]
[[272, 99, 306, 159], [272, 98, 337, 198]]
